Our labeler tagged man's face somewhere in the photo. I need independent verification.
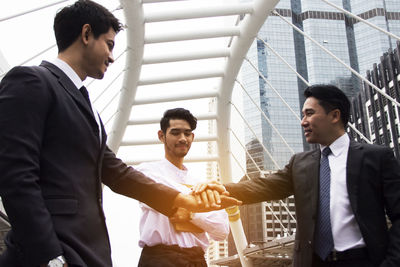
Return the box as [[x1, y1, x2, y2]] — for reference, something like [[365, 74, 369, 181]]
[[159, 119, 194, 159], [83, 27, 116, 79], [301, 97, 336, 146]]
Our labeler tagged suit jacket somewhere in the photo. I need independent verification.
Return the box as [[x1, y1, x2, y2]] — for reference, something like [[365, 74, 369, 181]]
[[226, 141, 400, 267], [0, 61, 180, 267]]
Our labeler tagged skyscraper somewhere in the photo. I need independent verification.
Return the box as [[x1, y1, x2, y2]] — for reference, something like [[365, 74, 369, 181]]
[[239, 0, 400, 251], [241, 0, 400, 169]]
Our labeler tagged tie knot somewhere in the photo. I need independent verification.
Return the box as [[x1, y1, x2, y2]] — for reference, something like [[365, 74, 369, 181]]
[[322, 147, 331, 157], [79, 86, 89, 96]]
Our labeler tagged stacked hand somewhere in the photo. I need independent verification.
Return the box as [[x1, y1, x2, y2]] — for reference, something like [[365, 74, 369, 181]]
[[174, 181, 242, 212]]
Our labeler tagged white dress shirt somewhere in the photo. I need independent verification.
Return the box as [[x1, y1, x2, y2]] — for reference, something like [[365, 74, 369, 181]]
[[137, 158, 230, 251], [320, 133, 366, 251], [51, 58, 102, 144]]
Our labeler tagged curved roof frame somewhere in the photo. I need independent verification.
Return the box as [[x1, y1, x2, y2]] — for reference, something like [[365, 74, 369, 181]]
[[109, 1, 280, 266], [109, 0, 279, 176]]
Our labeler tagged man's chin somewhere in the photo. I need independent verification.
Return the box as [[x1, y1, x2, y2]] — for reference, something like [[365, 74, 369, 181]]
[[305, 137, 316, 144], [89, 72, 105, 80], [176, 151, 188, 157]]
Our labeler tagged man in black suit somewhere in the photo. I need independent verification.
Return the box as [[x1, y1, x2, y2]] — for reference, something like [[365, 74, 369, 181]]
[[196, 84, 400, 267], [0, 1, 239, 266]]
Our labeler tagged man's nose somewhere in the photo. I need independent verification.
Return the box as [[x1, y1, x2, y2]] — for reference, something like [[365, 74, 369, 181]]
[[178, 133, 187, 142], [108, 52, 114, 64], [301, 117, 307, 127]]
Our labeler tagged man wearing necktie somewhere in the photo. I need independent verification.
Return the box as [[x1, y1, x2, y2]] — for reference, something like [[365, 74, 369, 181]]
[[0, 1, 240, 267], [195, 84, 400, 266]]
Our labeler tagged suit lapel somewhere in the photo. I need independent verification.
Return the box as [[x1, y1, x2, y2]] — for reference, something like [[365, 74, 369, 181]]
[[99, 118, 107, 153], [309, 149, 321, 219], [40, 61, 99, 132], [346, 141, 363, 214]]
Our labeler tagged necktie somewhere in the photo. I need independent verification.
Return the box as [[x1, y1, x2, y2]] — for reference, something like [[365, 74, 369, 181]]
[[79, 86, 101, 143], [314, 147, 334, 260], [79, 86, 92, 110], [79, 86, 96, 118]]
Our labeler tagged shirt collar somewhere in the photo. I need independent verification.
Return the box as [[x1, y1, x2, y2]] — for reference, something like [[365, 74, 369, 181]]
[[51, 58, 83, 90], [161, 158, 188, 172], [320, 133, 349, 157]]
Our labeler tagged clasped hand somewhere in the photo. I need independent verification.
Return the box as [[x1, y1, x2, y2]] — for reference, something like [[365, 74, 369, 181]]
[[175, 181, 242, 213]]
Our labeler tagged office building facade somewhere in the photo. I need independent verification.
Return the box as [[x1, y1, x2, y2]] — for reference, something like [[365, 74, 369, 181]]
[[350, 41, 400, 158]]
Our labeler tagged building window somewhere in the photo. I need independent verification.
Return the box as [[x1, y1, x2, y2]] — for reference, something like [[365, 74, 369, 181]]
[[377, 116, 382, 129], [368, 105, 372, 117], [370, 122, 375, 134]]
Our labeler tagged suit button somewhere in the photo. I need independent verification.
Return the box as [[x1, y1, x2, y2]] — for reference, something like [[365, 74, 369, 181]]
[[308, 240, 312, 245]]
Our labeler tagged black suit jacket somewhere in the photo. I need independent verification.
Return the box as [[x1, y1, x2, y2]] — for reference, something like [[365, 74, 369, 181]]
[[0, 61, 179, 267], [226, 141, 400, 267]]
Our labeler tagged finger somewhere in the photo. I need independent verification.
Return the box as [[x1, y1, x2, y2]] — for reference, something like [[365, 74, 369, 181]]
[[220, 195, 242, 208], [195, 183, 208, 194], [201, 191, 209, 208], [207, 183, 226, 194], [206, 189, 218, 208], [194, 193, 202, 205], [192, 183, 201, 193], [213, 189, 221, 204]]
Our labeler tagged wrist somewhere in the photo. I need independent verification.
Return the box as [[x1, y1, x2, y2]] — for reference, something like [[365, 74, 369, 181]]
[[173, 193, 190, 209], [173, 193, 183, 208]]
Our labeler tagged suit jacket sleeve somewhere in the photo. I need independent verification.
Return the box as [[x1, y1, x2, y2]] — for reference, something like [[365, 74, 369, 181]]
[[0, 66, 63, 265], [101, 147, 180, 217], [225, 155, 295, 204], [380, 148, 400, 267]]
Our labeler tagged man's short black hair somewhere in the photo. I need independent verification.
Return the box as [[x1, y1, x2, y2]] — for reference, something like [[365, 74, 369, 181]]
[[54, 0, 122, 52], [304, 84, 351, 127], [160, 108, 197, 133]]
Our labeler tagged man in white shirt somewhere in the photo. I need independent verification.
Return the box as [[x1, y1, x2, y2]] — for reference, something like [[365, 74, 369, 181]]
[[137, 108, 230, 267], [196, 84, 400, 267]]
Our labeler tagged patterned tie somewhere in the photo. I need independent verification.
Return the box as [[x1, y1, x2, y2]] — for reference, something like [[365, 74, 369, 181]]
[[314, 147, 334, 260]]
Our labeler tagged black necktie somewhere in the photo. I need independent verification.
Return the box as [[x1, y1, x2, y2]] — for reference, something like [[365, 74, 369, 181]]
[[314, 147, 334, 260], [79, 86, 93, 113], [79, 86, 91, 106], [79, 86, 100, 142]]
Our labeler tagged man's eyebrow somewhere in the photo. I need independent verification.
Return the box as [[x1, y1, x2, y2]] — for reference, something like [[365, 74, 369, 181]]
[[170, 128, 192, 132]]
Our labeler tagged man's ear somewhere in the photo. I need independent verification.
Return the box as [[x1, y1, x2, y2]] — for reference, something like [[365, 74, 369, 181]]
[[158, 130, 165, 143], [331, 109, 341, 124], [81, 24, 92, 45]]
